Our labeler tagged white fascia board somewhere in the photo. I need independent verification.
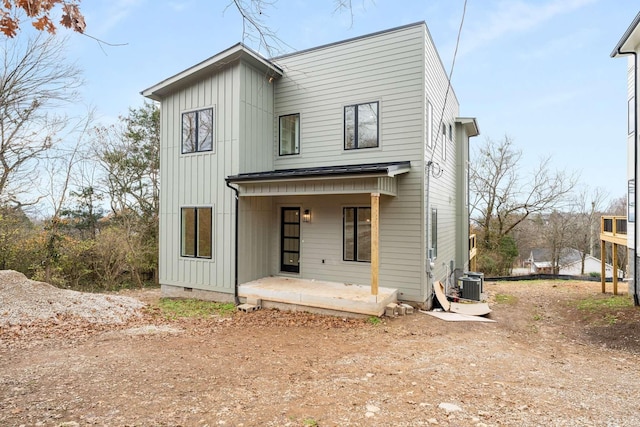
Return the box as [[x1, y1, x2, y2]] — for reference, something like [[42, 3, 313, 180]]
[[455, 117, 480, 137], [141, 43, 283, 101]]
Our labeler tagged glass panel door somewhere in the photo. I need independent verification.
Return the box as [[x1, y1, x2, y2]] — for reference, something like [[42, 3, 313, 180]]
[[281, 207, 300, 273]]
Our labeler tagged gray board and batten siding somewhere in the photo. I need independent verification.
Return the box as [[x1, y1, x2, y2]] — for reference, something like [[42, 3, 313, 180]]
[[144, 47, 281, 299]]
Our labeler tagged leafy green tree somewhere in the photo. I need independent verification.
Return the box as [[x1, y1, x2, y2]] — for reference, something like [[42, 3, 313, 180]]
[[0, 205, 34, 270], [60, 186, 104, 240], [94, 102, 160, 286]]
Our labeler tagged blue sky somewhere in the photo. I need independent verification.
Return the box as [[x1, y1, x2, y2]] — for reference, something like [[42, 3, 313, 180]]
[[52, 0, 639, 204]]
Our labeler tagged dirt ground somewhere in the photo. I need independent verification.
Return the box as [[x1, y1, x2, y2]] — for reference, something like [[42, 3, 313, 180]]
[[2, 280, 640, 426]]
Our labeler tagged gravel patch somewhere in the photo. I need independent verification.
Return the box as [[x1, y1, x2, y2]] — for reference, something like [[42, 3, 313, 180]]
[[0, 270, 145, 326]]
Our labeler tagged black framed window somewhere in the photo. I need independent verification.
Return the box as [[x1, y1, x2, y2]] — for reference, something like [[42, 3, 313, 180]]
[[181, 207, 212, 258], [344, 101, 379, 149], [182, 107, 214, 154], [279, 114, 300, 155], [343, 207, 371, 262]]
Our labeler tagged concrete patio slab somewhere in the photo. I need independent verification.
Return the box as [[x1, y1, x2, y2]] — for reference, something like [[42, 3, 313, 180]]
[[238, 276, 398, 317]]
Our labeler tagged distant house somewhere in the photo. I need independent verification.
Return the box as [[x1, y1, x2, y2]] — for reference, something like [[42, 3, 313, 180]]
[[141, 22, 479, 314], [525, 248, 623, 279], [611, 12, 639, 302]]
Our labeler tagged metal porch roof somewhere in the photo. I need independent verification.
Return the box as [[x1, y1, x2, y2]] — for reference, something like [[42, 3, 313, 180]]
[[226, 161, 412, 183]]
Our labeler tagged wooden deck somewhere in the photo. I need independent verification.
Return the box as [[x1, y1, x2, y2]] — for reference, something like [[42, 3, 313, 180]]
[[238, 276, 398, 317], [600, 215, 627, 295]]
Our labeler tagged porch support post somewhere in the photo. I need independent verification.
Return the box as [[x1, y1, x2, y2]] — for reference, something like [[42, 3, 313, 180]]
[[613, 243, 619, 295], [601, 240, 606, 293], [371, 192, 380, 296]]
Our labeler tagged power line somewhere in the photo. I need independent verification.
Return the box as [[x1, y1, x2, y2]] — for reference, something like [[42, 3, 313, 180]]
[[428, 0, 469, 171]]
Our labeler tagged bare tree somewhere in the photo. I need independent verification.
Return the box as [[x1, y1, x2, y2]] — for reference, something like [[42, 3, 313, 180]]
[[41, 111, 94, 284], [571, 186, 607, 274], [93, 102, 160, 286], [543, 210, 577, 275], [470, 136, 577, 272], [0, 33, 82, 206], [227, 0, 368, 55]]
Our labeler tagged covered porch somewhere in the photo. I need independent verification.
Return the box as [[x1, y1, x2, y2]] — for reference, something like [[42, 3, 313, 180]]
[[227, 161, 412, 316], [239, 276, 398, 317]]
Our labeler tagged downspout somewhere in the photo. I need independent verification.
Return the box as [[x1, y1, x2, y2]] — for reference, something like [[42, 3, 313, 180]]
[[426, 161, 433, 293], [617, 47, 639, 306], [225, 179, 241, 305]]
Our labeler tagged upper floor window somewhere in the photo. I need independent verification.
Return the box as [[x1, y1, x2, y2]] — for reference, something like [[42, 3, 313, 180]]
[[279, 114, 300, 156], [449, 124, 453, 141], [182, 107, 214, 154], [345, 101, 379, 150]]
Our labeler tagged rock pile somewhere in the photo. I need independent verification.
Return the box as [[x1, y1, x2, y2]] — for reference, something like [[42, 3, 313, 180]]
[[0, 270, 144, 326]]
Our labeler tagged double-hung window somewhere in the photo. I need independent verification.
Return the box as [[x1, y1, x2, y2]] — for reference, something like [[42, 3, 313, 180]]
[[279, 114, 300, 155], [343, 207, 371, 262], [181, 207, 212, 258], [344, 101, 379, 150], [182, 107, 214, 154]]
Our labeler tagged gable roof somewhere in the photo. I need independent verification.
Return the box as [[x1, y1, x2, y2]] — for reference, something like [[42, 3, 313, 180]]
[[141, 43, 283, 101], [611, 11, 640, 57], [530, 248, 583, 265]]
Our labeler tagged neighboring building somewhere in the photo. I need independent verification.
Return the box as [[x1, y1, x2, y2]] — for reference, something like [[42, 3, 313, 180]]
[[142, 22, 479, 311], [525, 248, 623, 279], [612, 12, 640, 305]]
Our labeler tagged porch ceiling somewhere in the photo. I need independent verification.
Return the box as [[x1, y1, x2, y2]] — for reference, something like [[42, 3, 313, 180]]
[[226, 161, 411, 197]]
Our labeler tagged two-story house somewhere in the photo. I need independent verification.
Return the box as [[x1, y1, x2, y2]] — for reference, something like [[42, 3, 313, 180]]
[[612, 12, 640, 306], [142, 22, 479, 315]]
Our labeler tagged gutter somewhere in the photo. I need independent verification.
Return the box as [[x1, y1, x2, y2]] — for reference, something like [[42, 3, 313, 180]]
[[225, 179, 241, 305], [616, 46, 639, 306]]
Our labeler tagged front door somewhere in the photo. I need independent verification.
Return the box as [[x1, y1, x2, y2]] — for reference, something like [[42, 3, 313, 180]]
[[281, 207, 300, 273]]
